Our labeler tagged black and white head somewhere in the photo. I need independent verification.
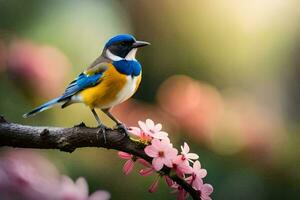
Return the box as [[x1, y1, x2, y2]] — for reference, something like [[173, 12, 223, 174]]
[[103, 34, 150, 61]]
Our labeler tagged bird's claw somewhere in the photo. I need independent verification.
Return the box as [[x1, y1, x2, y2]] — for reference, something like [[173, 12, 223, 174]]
[[97, 124, 107, 143], [116, 123, 128, 138]]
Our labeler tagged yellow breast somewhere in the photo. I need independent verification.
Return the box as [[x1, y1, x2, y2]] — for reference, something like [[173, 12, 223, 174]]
[[79, 63, 141, 109]]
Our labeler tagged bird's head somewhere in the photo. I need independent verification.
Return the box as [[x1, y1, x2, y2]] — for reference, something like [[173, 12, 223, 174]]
[[103, 34, 150, 61]]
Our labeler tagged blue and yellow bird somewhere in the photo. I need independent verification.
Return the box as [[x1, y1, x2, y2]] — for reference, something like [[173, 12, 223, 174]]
[[23, 34, 150, 134]]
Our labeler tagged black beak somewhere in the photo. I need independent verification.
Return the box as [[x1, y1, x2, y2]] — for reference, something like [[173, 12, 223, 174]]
[[132, 41, 151, 48]]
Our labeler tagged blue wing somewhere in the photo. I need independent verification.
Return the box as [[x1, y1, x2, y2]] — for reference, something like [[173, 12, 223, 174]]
[[23, 58, 108, 118], [23, 73, 103, 118], [58, 72, 103, 101]]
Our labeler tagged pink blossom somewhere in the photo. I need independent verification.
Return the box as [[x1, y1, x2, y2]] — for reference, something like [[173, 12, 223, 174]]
[[188, 161, 207, 190], [137, 159, 155, 176], [181, 142, 199, 162], [172, 155, 193, 178], [199, 183, 213, 200], [138, 119, 168, 140], [118, 152, 135, 175], [128, 127, 152, 143], [144, 139, 178, 171]]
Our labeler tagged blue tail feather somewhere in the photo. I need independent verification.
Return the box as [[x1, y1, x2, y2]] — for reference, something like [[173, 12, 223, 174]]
[[23, 97, 61, 118]]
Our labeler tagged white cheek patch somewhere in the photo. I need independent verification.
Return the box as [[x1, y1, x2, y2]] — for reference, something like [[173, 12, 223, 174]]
[[125, 48, 137, 61], [106, 48, 138, 61], [106, 49, 122, 61]]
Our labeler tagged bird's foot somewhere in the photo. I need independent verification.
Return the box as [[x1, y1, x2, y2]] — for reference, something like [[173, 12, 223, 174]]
[[116, 123, 128, 138], [97, 124, 107, 143]]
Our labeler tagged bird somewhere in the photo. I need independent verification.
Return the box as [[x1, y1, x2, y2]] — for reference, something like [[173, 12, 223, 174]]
[[23, 34, 150, 138]]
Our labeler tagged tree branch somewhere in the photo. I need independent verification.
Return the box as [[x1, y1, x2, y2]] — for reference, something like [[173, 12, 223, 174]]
[[0, 115, 200, 199]]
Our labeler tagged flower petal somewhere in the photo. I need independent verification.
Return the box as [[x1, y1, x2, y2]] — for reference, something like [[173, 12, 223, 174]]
[[152, 158, 164, 171], [164, 176, 174, 187], [193, 160, 201, 171], [165, 148, 178, 160], [160, 138, 172, 149], [187, 153, 199, 160], [192, 178, 203, 191], [89, 191, 111, 200], [179, 163, 193, 175], [160, 137, 171, 143], [139, 168, 154, 176], [151, 138, 169, 150], [128, 127, 141, 137], [198, 169, 207, 178], [146, 119, 155, 129], [153, 131, 168, 140], [154, 123, 162, 131], [118, 151, 132, 160], [75, 177, 89, 196], [202, 183, 214, 195], [163, 158, 174, 168], [145, 146, 158, 158], [183, 142, 190, 153], [138, 120, 149, 132], [123, 160, 134, 175], [200, 184, 214, 200]]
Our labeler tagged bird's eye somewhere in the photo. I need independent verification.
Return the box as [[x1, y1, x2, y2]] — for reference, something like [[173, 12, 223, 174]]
[[120, 42, 126, 46]]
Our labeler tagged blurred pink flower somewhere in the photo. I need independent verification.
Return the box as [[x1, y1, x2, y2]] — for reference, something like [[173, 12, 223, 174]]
[[180, 142, 199, 162], [7, 40, 71, 98], [60, 176, 90, 200], [60, 176, 110, 200], [144, 138, 178, 171], [118, 152, 135, 175], [223, 95, 285, 159], [138, 119, 168, 140], [157, 75, 224, 142], [0, 150, 60, 200], [0, 150, 110, 200]]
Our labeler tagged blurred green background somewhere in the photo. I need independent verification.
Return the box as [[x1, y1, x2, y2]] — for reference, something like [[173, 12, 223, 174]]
[[0, 0, 299, 199]]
